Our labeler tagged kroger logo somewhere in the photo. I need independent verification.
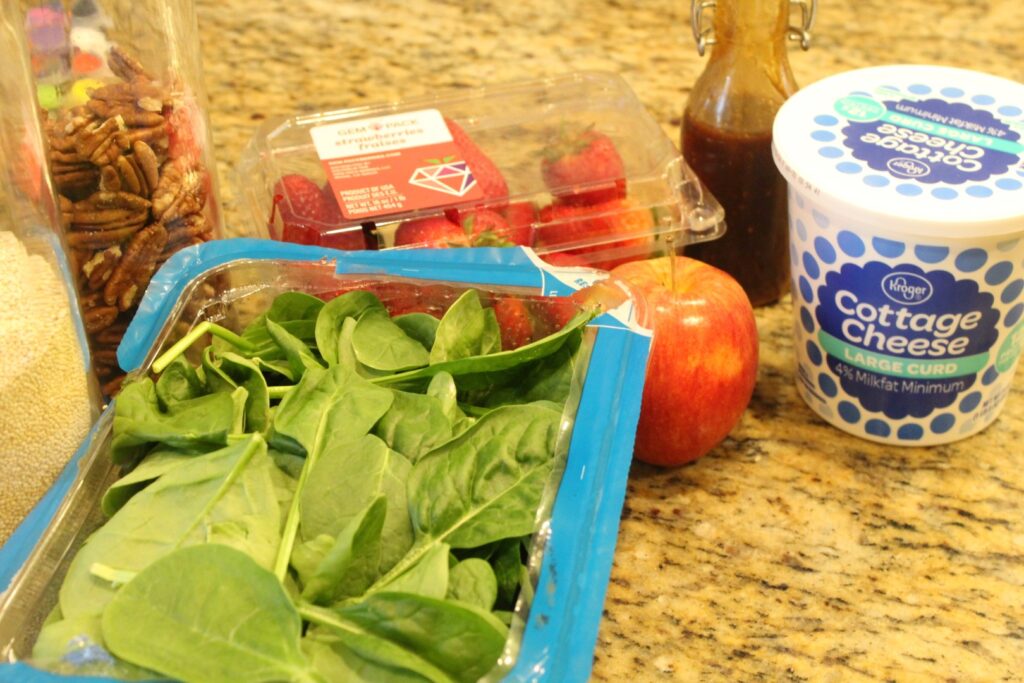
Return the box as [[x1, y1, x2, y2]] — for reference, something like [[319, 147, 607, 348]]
[[882, 272, 933, 305], [886, 157, 930, 178]]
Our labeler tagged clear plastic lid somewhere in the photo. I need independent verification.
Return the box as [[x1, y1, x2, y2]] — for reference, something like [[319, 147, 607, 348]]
[[773, 65, 1024, 239], [237, 72, 724, 269]]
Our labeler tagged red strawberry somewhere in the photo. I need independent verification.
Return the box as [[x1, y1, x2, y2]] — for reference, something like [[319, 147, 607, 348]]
[[492, 297, 536, 350], [541, 128, 626, 206], [445, 118, 508, 202], [393, 216, 470, 248], [498, 202, 537, 246], [319, 183, 365, 250], [462, 209, 528, 247], [272, 174, 333, 242], [536, 198, 654, 270]]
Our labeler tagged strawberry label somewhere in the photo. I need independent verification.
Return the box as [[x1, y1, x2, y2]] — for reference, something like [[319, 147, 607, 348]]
[[311, 109, 484, 220]]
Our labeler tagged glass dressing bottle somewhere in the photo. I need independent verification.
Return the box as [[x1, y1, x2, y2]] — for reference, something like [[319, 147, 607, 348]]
[[681, 0, 815, 307]]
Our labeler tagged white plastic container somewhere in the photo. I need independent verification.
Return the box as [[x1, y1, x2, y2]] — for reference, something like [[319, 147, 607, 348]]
[[773, 65, 1024, 446]]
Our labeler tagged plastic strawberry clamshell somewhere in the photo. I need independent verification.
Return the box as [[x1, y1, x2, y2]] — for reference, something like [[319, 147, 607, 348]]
[[0, 240, 653, 683], [236, 72, 724, 270]]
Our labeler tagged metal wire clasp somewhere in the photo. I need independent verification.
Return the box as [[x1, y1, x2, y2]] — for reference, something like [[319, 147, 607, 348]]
[[690, 0, 716, 57], [788, 0, 817, 50], [690, 0, 817, 55]]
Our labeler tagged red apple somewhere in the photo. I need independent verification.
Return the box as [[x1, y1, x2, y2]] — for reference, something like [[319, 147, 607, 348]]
[[610, 256, 758, 466]]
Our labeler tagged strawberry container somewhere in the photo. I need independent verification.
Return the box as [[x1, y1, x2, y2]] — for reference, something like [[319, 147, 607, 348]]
[[0, 240, 652, 683], [236, 72, 724, 270], [16, 0, 224, 395]]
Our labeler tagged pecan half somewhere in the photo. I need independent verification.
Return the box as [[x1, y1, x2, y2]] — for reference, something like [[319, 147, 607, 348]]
[[66, 224, 143, 249], [82, 245, 123, 290], [103, 224, 167, 310], [152, 160, 207, 223], [83, 306, 119, 334], [132, 141, 160, 192], [108, 45, 153, 83]]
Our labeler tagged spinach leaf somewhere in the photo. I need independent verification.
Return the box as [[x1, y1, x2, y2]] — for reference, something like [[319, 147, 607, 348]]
[[428, 290, 501, 364], [101, 447, 196, 516], [491, 538, 527, 610], [336, 593, 508, 683], [219, 351, 271, 432], [300, 497, 387, 605], [267, 317, 324, 380], [315, 290, 387, 365], [102, 544, 320, 683], [110, 379, 236, 465], [373, 388, 453, 462], [481, 330, 583, 407], [303, 625, 449, 683], [374, 311, 589, 391], [447, 558, 498, 611], [408, 403, 560, 549], [426, 372, 474, 438], [154, 355, 204, 410], [270, 367, 394, 458], [237, 292, 324, 361], [300, 434, 412, 575], [368, 404, 558, 595], [392, 313, 439, 351], [370, 543, 449, 601], [353, 312, 431, 372], [270, 367, 394, 580], [59, 435, 279, 619]]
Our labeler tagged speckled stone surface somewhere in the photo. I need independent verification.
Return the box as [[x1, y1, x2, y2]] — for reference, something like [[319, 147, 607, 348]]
[[193, 1, 1024, 679]]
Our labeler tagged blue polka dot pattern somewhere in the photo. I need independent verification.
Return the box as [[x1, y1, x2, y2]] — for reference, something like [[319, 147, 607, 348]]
[[814, 115, 839, 126], [982, 366, 999, 386], [806, 341, 822, 366], [863, 175, 889, 187], [998, 105, 1023, 117], [814, 237, 837, 264], [872, 237, 906, 258], [908, 84, 932, 95], [812, 130, 836, 142], [971, 94, 996, 105], [1005, 303, 1023, 328], [931, 414, 955, 434], [795, 219, 807, 241], [940, 87, 964, 98], [838, 401, 861, 424], [837, 230, 865, 257], [966, 186, 993, 198], [896, 183, 923, 197], [819, 146, 843, 159], [1002, 279, 1024, 304], [865, 419, 891, 437], [812, 210, 830, 229], [914, 245, 949, 263], [800, 307, 815, 333], [802, 251, 821, 279], [985, 261, 1013, 286], [954, 248, 987, 273], [898, 424, 924, 440], [932, 187, 958, 200], [996, 178, 1022, 191], [818, 373, 838, 398], [959, 391, 982, 413], [799, 276, 814, 303], [795, 193, 805, 209], [837, 162, 861, 174]]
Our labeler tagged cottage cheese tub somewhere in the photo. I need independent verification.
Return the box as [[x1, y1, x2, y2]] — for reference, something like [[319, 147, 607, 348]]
[[773, 65, 1024, 446]]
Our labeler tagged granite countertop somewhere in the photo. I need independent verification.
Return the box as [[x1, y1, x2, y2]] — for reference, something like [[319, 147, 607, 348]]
[[196, 1, 1024, 679]]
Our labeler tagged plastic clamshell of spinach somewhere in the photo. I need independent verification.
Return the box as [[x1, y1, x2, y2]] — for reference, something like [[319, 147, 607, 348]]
[[36, 285, 594, 683]]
